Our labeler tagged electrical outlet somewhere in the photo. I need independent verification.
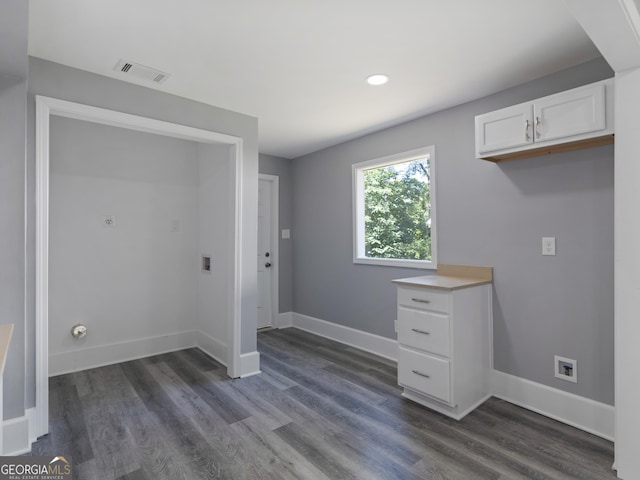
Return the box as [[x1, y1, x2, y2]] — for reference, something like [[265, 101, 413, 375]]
[[554, 355, 577, 383], [542, 236, 556, 256], [103, 215, 116, 227]]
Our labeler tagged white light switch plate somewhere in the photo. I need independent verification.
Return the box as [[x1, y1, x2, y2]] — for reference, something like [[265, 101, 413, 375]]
[[542, 236, 556, 256]]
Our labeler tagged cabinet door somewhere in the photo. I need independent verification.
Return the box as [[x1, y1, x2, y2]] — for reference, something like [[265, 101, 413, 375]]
[[534, 83, 605, 143], [475, 103, 533, 155]]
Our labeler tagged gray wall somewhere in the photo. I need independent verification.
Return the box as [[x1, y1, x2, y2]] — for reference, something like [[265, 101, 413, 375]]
[[0, 0, 28, 420], [291, 57, 615, 405], [0, 0, 28, 79], [26, 57, 259, 408], [197, 144, 234, 347], [259, 154, 293, 313], [49, 117, 200, 368]]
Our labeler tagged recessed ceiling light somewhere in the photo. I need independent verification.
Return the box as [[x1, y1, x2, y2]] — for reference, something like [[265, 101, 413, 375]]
[[366, 74, 389, 86]]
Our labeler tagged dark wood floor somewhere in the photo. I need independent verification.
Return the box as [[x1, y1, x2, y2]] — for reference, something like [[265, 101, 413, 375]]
[[30, 328, 617, 480]]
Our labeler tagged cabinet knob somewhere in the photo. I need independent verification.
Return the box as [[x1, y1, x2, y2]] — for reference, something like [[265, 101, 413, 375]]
[[525, 119, 530, 141]]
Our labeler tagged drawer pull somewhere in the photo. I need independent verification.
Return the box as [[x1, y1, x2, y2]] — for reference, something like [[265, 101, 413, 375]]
[[411, 298, 431, 304], [411, 328, 430, 335], [412, 370, 431, 379]]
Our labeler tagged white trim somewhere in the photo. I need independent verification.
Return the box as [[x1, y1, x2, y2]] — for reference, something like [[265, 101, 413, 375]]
[[288, 312, 613, 440], [26, 407, 37, 449], [274, 312, 294, 328], [620, 0, 640, 49], [196, 330, 228, 366], [2, 409, 35, 456], [492, 369, 615, 441], [291, 312, 398, 361], [47, 330, 230, 377], [35, 96, 50, 439], [49, 331, 199, 377], [352, 145, 437, 270], [0, 375, 3, 455], [402, 389, 491, 421], [35, 95, 245, 437], [258, 173, 280, 327], [239, 351, 261, 378], [226, 142, 243, 379]]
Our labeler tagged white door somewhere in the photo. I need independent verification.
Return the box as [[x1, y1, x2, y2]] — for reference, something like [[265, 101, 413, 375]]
[[257, 177, 274, 329]]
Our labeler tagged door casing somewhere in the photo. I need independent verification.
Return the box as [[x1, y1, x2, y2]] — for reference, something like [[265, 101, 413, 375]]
[[35, 95, 246, 438]]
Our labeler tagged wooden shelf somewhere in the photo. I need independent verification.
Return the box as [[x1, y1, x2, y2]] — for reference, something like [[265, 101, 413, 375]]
[[480, 134, 614, 162]]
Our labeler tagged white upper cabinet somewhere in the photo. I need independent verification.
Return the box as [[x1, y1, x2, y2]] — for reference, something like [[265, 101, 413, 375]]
[[534, 82, 606, 142], [476, 103, 534, 153], [475, 79, 614, 161]]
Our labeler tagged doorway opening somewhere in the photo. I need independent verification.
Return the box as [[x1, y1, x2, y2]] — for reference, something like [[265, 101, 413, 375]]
[[35, 96, 246, 439]]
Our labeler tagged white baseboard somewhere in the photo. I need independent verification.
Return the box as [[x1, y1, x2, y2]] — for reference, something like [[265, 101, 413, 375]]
[[492, 369, 615, 441], [291, 312, 398, 361], [49, 330, 233, 377], [40, 316, 614, 446], [3, 408, 36, 455], [49, 331, 199, 376], [274, 312, 293, 328], [239, 351, 261, 378], [195, 331, 227, 366], [287, 312, 614, 441]]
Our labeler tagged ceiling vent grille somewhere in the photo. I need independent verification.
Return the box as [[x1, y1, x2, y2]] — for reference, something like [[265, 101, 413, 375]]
[[113, 59, 171, 84]]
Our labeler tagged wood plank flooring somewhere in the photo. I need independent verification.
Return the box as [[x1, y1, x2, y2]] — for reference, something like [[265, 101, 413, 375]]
[[30, 328, 617, 480]]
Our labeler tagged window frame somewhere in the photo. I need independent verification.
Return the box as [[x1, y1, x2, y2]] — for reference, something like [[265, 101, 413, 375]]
[[352, 145, 437, 269]]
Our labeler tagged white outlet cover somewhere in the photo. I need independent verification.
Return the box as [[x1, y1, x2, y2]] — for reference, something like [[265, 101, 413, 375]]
[[554, 355, 577, 383], [282, 229, 291, 239], [542, 236, 556, 256]]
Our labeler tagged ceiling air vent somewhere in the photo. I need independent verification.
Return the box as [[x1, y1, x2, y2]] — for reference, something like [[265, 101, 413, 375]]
[[113, 59, 171, 85]]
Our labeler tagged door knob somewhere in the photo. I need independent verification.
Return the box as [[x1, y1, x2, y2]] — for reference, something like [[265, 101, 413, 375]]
[[265, 262, 272, 268]]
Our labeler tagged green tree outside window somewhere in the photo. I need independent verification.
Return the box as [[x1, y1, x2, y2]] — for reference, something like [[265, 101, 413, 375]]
[[363, 157, 431, 261]]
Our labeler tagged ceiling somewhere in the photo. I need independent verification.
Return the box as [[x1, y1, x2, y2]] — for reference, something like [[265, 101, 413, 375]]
[[28, 0, 601, 159]]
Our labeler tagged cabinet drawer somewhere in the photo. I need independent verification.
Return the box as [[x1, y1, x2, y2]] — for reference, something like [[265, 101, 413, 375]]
[[397, 286, 450, 313], [398, 347, 451, 403], [398, 308, 450, 357]]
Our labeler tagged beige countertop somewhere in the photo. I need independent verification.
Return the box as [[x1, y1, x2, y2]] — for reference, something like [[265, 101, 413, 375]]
[[393, 264, 493, 291], [0, 324, 13, 377]]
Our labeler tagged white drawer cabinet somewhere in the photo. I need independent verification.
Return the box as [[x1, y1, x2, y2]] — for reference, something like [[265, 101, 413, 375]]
[[397, 286, 450, 314], [475, 78, 614, 161], [398, 347, 451, 403], [394, 281, 492, 420], [397, 308, 450, 357]]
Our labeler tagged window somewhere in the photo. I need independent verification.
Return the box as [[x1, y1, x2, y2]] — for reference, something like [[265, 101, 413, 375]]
[[353, 146, 436, 269]]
